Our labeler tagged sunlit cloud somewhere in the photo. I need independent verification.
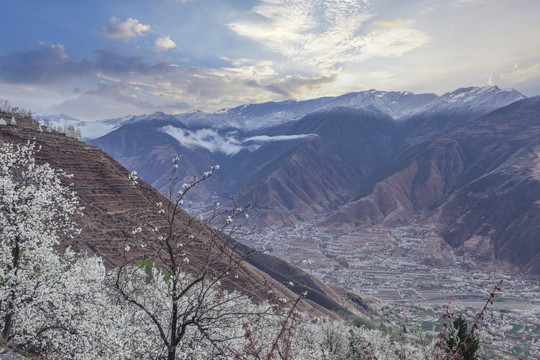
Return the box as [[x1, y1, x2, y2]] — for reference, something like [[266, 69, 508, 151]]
[[360, 24, 430, 59], [154, 36, 177, 52], [373, 19, 406, 28], [102, 17, 151, 39], [41, 53, 337, 119], [229, 0, 429, 70]]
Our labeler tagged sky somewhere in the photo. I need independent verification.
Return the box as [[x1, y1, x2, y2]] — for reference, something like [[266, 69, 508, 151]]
[[0, 0, 539, 121]]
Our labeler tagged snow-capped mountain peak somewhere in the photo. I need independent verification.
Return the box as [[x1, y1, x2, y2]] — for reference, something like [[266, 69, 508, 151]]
[[40, 86, 526, 140]]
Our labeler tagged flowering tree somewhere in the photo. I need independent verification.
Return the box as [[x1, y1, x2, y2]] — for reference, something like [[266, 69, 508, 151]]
[[0, 141, 468, 359], [112, 155, 262, 360], [0, 141, 80, 341]]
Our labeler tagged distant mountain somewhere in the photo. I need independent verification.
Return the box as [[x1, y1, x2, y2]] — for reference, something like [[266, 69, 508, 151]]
[[323, 96, 540, 274], [90, 86, 524, 206], [220, 108, 401, 223], [400, 86, 526, 141], [88, 86, 539, 274]]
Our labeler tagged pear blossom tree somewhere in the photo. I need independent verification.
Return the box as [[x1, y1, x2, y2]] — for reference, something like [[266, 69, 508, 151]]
[[0, 142, 191, 358], [113, 155, 264, 360], [0, 141, 80, 341]]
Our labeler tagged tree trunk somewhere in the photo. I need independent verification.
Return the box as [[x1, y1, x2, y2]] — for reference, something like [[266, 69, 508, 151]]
[[2, 306, 14, 341], [168, 285, 178, 360], [2, 242, 20, 340], [167, 346, 176, 360]]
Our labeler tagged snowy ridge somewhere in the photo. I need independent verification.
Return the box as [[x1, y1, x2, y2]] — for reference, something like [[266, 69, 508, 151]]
[[46, 86, 526, 140]]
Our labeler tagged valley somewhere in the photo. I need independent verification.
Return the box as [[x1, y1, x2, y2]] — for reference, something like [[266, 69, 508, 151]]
[[219, 216, 540, 306], [237, 217, 540, 359]]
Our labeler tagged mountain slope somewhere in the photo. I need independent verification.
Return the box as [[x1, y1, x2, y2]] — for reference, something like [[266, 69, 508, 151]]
[[400, 86, 525, 141], [324, 97, 540, 274], [89, 114, 221, 199], [0, 114, 360, 317], [220, 108, 401, 223]]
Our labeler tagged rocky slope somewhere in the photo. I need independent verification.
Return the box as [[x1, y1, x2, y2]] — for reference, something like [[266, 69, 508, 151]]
[[324, 97, 540, 274], [220, 108, 401, 223]]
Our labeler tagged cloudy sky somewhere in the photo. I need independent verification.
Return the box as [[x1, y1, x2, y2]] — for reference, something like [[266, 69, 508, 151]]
[[1, 0, 539, 120]]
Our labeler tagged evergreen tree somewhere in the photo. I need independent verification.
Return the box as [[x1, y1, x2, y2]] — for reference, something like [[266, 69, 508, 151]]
[[445, 315, 479, 360]]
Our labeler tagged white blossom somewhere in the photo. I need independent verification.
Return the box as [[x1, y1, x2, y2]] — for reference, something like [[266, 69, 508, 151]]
[[128, 170, 138, 184], [0, 142, 80, 345]]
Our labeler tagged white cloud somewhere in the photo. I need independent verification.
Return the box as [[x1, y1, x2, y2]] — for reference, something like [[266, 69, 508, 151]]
[[229, 0, 429, 70], [161, 125, 319, 155], [481, 62, 540, 95], [155, 36, 177, 52], [114, 57, 338, 112], [161, 126, 244, 155], [102, 17, 151, 39], [359, 25, 430, 59], [498, 62, 540, 84], [245, 134, 318, 142], [450, 0, 487, 8]]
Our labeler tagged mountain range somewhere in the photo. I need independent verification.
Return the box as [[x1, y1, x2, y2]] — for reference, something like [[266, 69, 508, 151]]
[[40, 85, 540, 274]]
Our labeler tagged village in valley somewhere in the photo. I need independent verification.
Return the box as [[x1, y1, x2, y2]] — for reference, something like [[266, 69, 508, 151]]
[[239, 218, 540, 359]]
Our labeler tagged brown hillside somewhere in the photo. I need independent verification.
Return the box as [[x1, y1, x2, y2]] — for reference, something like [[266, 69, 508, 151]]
[[0, 114, 361, 318]]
